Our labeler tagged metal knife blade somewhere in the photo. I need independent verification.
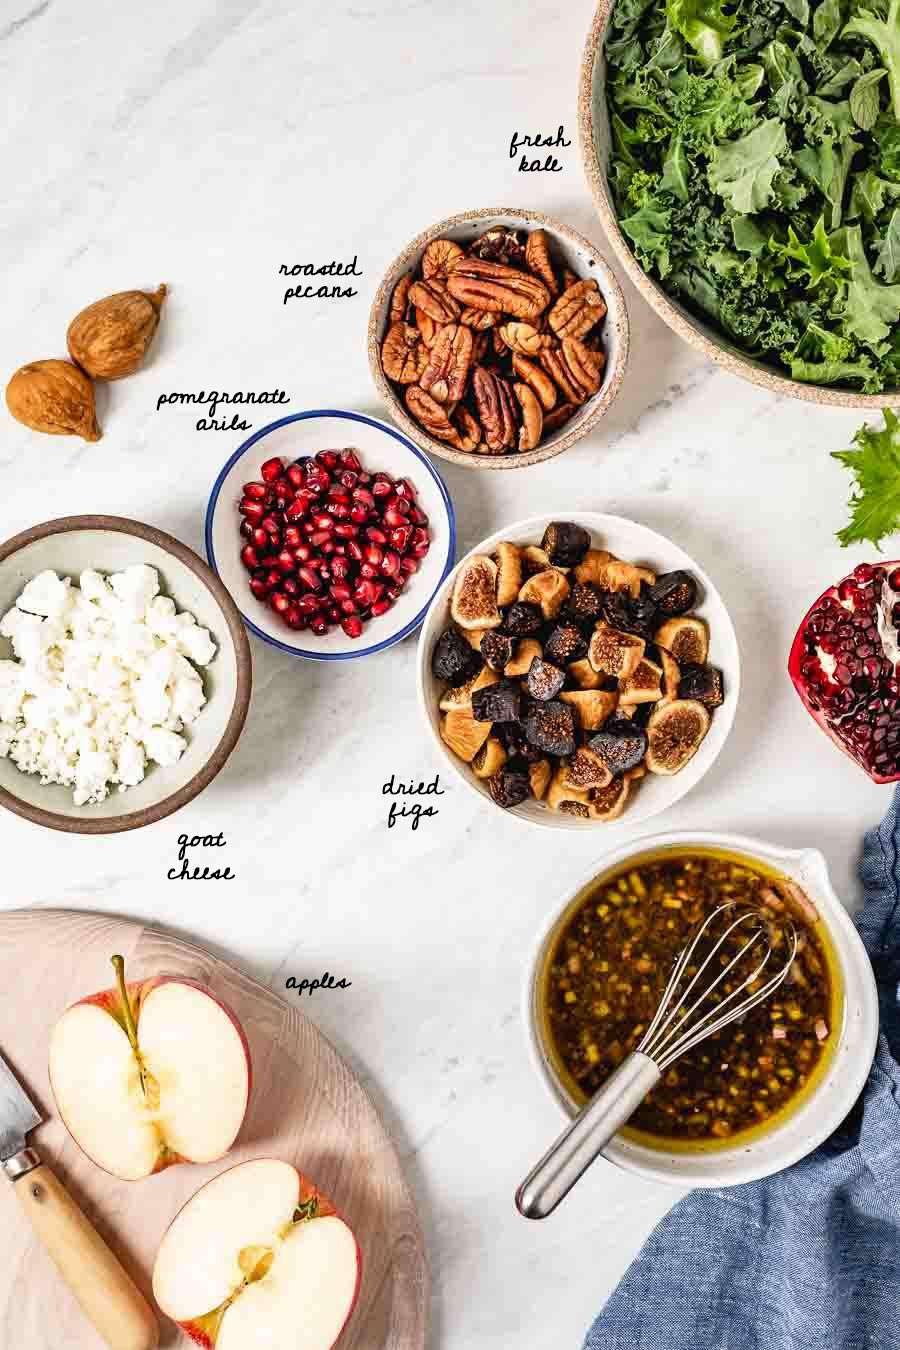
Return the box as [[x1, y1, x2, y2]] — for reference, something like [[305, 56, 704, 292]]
[[0, 1048, 41, 1162]]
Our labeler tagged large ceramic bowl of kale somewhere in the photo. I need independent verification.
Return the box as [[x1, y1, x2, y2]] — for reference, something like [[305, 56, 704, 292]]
[[579, 0, 900, 405]]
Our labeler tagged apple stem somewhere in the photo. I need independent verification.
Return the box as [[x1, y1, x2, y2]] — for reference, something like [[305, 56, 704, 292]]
[[111, 955, 140, 1053]]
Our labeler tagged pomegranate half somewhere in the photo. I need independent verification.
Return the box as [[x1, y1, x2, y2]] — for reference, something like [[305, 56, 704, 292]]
[[789, 561, 900, 783]]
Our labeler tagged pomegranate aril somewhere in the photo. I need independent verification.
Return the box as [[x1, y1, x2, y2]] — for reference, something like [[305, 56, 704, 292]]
[[385, 584, 402, 602], [260, 457, 283, 483], [340, 449, 362, 472], [285, 606, 306, 630], [371, 597, 393, 616], [352, 487, 376, 510], [242, 481, 268, 500], [311, 512, 334, 531], [365, 527, 387, 546], [327, 502, 351, 520], [310, 530, 332, 547], [332, 556, 351, 580], [317, 450, 341, 469], [284, 526, 302, 548], [385, 494, 410, 516], [342, 615, 363, 638], [348, 540, 364, 562], [338, 469, 359, 490], [350, 503, 369, 524], [260, 514, 280, 535], [381, 550, 401, 578], [400, 556, 418, 575], [283, 577, 300, 597], [394, 478, 417, 501], [354, 580, 377, 606], [298, 566, 322, 592], [320, 539, 337, 555], [340, 598, 358, 615], [304, 466, 330, 493], [372, 475, 393, 497], [286, 464, 305, 487], [298, 594, 320, 616], [327, 604, 341, 622], [251, 526, 269, 549], [334, 522, 359, 539], [239, 499, 265, 522], [269, 591, 290, 614], [241, 545, 260, 570], [249, 577, 268, 601], [240, 519, 255, 540], [390, 525, 413, 553], [382, 507, 407, 529], [285, 497, 308, 520], [330, 582, 352, 601], [890, 568, 900, 591], [293, 544, 313, 563], [266, 569, 282, 589], [277, 550, 296, 573], [310, 615, 330, 635], [411, 507, 429, 527]]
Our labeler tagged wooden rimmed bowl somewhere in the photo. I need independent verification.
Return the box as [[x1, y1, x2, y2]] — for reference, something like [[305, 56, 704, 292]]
[[0, 516, 252, 834], [368, 207, 630, 470], [578, 0, 898, 408]]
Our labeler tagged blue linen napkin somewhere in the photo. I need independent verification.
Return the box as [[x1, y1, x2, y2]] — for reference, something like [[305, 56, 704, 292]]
[[584, 791, 900, 1350]]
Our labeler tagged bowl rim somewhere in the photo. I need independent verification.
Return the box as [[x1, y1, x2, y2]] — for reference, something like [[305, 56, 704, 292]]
[[416, 510, 740, 830], [0, 514, 253, 835], [523, 829, 881, 1188], [367, 205, 631, 469], [577, 0, 899, 409], [205, 408, 457, 661]]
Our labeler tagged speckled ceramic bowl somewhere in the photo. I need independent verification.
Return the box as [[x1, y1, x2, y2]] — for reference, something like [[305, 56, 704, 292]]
[[579, 0, 897, 408], [368, 208, 630, 469]]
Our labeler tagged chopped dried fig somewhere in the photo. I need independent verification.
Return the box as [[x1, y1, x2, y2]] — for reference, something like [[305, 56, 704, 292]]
[[472, 366, 517, 451], [504, 638, 542, 676], [588, 623, 645, 679], [588, 720, 648, 775], [489, 767, 531, 808], [525, 229, 559, 297], [422, 238, 464, 281], [526, 700, 577, 756], [563, 747, 612, 791], [574, 550, 617, 585], [382, 322, 428, 383], [522, 545, 553, 574], [451, 555, 501, 630], [503, 602, 544, 637], [439, 664, 499, 711], [542, 521, 591, 568], [389, 274, 413, 324], [548, 278, 607, 339], [472, 678, 521, 723], [481, 630, 515, 673], [514, 382, 543, 451], [655, 616, 709, 665], [511, 353, 557, 411], [564, 582, 604, 625], [542, 402, 577, 435], [441, 708, 492, 761], [528, 758, 552, 800], [496, 541, 523, 607], [472, 735, 508, 779], [659, 647, 681, 704], [546, 768, 591, 814], [544, 622, 588, 666], [649, 570, 698, 617], [559, 689, 618, 731], [568, 658, 603, 689], [619, 658, 664, 706], [419, 323, 473, 404], [601, 586, 660, 642], [462, 627, 489, 651], [678, 663, 724, 708], [405, 385, 463, 445], [526, 657, 566, 701], [588, 776, 629, 821], [409, 279, 461, 324], [447, 257, 550, 321], [432, 627, 481, 685], [499, 322, 554, 355], [67, 284, 166, 381], [518, 568, 570, 619], [645, 699, 709, 774], [6, 359, 100, 441]]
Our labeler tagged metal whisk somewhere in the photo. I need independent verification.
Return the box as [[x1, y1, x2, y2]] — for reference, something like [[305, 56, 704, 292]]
[[516, 903, 798, 1220]]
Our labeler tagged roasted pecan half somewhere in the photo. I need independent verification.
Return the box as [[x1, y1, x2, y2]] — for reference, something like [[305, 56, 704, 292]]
[[560, 267, 579, 291], [525, 229, 559, 297], [469, 227, 528, 267], [405, 385, 462, 445], [512, 353, 557, 411], [415, 309, 438, 348], [561, 336, 604, 400], [460, 306, 497, 331], [454, 405, 483, 452], [419, 323, 473, 405], [381, 322, 428, 383], [447, 258, 550, 321], [540, 348, 584, 405], [543, 401, 577, 434], [499, 321, 555, 356], [472, 366, 517, 452], [389, 274, 413, 325], [422, 238, 464, 281], [472, 331, 490, 363], [409, 278, 461, 325], [548, 279, 607, 339], [514, 383, 544, 451], [493, 328, 509, 359]]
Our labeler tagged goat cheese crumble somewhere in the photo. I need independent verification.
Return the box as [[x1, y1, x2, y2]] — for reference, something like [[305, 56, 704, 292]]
[[0, 565, 216, 805]]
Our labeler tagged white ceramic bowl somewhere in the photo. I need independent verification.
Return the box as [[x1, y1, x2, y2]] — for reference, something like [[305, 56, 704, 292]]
[[417, 512, 739, 830], [0, 516, 252, 835], [206, 409, 456, 661], [525, 831, 879, 1188], [368, 207, 629, 470]]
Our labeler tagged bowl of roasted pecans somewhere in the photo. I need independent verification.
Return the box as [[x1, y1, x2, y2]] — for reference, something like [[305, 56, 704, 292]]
[[368, 209, 629, 470]]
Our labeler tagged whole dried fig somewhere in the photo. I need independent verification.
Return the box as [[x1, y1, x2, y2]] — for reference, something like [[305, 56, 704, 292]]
[[6, 359, 100, 441], [67, 284, 166, 380]]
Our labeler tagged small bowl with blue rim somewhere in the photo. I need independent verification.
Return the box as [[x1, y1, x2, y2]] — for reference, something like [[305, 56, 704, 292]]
[[206, 409, 456, 660]]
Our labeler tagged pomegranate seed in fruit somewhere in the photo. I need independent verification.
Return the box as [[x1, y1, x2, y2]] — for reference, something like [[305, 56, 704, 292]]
[[412, 528, 430, 557], [365, 527, 387, 546], [261, 457, 283, 482], [283, 577, 300, 597], [342, 615, 363, 638], [269, 591, 290, 614], [347, 540, 364, 561], [310, 615, 329, 635], [317, 449, 341, 469], [239, 498, 265, 522], [298, 566, 321, 592], [890, 568, 900, 591], [340, 449, 362, 472], [334, 522, 359, 539], [241, 545, 260, 570], [327, 484, 351, 501], [411, 506, 429, 527], [381, 550, 401, 578], [400, 556, 418, 575], [310, 512, 331, 531], [249, 577, 268, 600], [350, 503, 369, 524], [383, 507, 407, 529], [390, 525, 413, 553], [394, 477, 417, 500], [243, 481, 268, 500], [332, 556, 350, 580], [385, 494, 410, 516], [277, 550, 296, 572], [329, 582, 352, 601], [286, 464, 305, 487], [372, 475, 393, 497], [371, 597, 393, 616], [359, 561, 378, 579]]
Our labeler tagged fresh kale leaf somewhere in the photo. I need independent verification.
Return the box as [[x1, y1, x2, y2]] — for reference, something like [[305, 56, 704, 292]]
[[832, 409, 900, 547], [875, 204, 900, 275], [708, 117, 788, 211], [843, 1, 900, 122], [842, 222, 900, 341], [666, 0, 737, 65]]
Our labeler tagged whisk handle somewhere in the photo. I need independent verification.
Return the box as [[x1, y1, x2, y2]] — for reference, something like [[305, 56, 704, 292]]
[[515, 1052, 661, 1220]]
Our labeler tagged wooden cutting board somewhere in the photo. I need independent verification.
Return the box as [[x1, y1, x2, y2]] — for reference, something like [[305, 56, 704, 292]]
[[0, 909, 428, 1350]]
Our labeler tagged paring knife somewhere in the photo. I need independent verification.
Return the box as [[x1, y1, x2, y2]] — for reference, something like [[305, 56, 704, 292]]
[[0, 1048, 158, 1350]]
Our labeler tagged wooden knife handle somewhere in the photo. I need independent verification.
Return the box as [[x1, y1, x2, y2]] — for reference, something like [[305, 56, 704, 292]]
[[15, 1163, 159, 1350]]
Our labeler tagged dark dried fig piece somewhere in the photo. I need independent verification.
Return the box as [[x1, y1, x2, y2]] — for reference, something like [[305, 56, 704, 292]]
[[649, 570, 698, 617], [564, 582, 604, 625], [525, 700, 577, 756], [503, 601, 543, 637], [481, 630, 515, 673], [497, 721, 545, 763], [432, 628, 479, 686], [489, 767, 531, 808], [602, 586, 660, 643], [678, 663, 724, 708], [526, 657, 565, 701], [587, 720, 648, 775], [472, 678, 521, 723], [543, 622, 588, 666], [541, 521, 591, 568]]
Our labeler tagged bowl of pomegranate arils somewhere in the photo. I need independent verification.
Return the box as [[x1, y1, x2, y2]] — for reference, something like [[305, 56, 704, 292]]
[[789, 561, 900, 781], [417, 513, 740, 830], [207, 410, 455, 660]]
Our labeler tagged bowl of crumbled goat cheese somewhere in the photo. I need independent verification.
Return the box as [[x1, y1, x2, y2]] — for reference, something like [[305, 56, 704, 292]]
[[0, 516, 252, 833]]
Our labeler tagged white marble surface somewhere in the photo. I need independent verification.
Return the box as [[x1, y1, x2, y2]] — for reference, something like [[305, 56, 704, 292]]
[[0, 2, 892, 1347]]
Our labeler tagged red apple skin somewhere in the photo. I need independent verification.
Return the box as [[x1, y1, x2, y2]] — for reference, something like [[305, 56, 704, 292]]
[[163, 1161, 362, 1350], [49, 974, 252, 1180]]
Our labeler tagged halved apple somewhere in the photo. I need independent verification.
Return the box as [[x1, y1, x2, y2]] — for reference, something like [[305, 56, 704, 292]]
[[152, 1159, 361, 1350], [49, 955, 251, 1180]]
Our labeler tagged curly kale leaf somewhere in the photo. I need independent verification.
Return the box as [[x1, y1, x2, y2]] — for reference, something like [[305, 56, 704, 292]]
[[666, 0, 737, 66], [832, 409, 900, 547]]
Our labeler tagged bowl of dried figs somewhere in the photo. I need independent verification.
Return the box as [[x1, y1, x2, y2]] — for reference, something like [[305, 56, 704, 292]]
[[417, 513, 740, 828], [368, 209, 629, 470]]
